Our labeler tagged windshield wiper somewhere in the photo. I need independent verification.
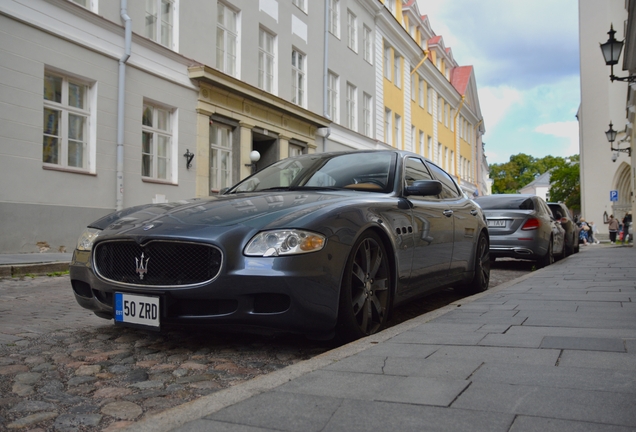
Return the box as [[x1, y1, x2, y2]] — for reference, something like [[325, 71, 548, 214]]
[[289, 186, 342, 191]]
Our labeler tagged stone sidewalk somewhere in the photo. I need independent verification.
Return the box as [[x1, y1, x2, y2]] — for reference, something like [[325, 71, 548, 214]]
[[126, 245, 636, 432]]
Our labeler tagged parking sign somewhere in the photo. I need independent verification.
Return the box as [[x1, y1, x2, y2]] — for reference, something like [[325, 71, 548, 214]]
[[610, 190, 619, 202]]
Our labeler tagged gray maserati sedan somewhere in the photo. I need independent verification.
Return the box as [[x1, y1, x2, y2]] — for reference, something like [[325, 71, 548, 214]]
[[70, 150, 490, 342]]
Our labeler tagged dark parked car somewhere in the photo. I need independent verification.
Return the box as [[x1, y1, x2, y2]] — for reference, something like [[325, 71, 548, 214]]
[[70, 150, 490, 342], [547, 202, 580, 255], [474, 194, 565, 267]]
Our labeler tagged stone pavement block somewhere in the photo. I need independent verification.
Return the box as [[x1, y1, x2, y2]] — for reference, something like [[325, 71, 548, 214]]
[[204, 391, 341, 432], [432, 313, 527, 326], [558, 350, 636, 371], [523, 313, 636, 330], [427, 345, 560, 366], [276, 369, 469, 407], [324, 355, 386, 374], [356, 342, 439, 358], [381, 357, 482, 380], [406, 323, 484, 333], [470, 362, 636, 393], [540, 336, 626, 352], [390, 329, 486, 346], [509, 415, 636, 432], [504, 325, 636, 340], [626, 339, 636, 353], [478, 333, 544, 348], [504, 300, 578, 311], [172, 419, 275, 431], [453, 381, 636, 427], [322, 399, 515, 432]]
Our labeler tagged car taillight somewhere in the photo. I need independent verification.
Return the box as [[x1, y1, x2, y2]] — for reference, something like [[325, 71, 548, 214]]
[[521, 218, 540, 230], [561, 217, 568, 223]]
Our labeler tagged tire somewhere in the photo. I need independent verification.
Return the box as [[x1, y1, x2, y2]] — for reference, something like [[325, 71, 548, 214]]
[[537, 237, 554, 268], [336, 231, 391, 343], [457, 232, 490, 295]]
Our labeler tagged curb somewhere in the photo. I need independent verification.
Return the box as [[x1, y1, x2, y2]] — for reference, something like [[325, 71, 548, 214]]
[[0, 262, 70, 278]]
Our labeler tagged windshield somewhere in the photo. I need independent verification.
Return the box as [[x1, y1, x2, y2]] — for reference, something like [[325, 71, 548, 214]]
[[475, 196, 535, 210], [228, 152, 395, 193]]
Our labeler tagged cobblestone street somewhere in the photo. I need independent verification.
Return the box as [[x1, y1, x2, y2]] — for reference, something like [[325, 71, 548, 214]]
[[0, 262, 532, 431]]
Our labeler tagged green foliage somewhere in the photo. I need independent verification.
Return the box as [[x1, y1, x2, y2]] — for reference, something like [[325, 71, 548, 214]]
[[489, 153, 581, 212], [548, 155, 581, 212], [490, 153, 564, 194]]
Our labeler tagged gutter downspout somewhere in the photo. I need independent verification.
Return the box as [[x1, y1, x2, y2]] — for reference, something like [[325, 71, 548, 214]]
[[116, 0, 132, 211]]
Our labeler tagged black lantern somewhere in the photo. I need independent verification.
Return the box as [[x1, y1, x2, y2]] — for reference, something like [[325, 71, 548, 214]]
[[600, 24, 636, 82], [605, 122, 617, 143]]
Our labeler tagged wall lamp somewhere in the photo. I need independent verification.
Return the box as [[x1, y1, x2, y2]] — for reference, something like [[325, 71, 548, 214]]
[[605, 122, 632, 160], [244, 150, 261, 174], [600, 24, 636, 83], [183, 149, 194, 169]]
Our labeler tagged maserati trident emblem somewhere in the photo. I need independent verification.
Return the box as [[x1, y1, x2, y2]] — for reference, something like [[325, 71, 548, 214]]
[[135, 252, 150, 280]]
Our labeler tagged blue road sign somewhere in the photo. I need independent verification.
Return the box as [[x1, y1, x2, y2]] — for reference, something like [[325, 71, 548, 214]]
[[610, 190, 619, 202]]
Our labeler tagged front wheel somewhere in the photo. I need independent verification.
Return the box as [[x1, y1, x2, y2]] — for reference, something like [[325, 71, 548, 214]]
[[336, 232, 391, 343], [456, 232, 490, 295]]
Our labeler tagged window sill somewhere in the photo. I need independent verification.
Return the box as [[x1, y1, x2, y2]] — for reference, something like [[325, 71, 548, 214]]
[[142, 177, 178, 186], [43, 164, 96, 176]]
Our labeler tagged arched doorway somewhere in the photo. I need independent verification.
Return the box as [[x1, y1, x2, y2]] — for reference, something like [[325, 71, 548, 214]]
[[611, 162, 632, 219]]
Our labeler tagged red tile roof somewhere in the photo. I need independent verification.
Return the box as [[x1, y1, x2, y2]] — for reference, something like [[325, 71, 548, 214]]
[[451, 66, 473, 95]]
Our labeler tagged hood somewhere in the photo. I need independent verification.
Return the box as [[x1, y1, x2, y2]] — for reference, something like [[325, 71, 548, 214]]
[[90, 191, 367, 236]]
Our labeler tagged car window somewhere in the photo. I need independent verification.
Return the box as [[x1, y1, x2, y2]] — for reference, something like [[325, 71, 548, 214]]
[[476, 196, 535, 210], [404, 157, 433, 187], [427, 162, 460, 199]]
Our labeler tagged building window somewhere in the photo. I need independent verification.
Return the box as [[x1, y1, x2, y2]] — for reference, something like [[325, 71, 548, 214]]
[[384, 108, 392, 146], [384, 45, 391, 80], [427, 84, 432, 113], [363, 93, 372, 137], [258, 27, 275, 93], [363, 25, 373, 64], [436, 142, 442, 165], [289, 143, 304, 157], [209, 122, 232, 193], [411, 125, 416, 151], [450, 150, 454, 175], [427, 135, 432, 159], [142, 102, 173, 180], [393, 53, 401, 88], [292, 0, 306, 13], [438, 97, 443, 123], [347, 10, 357, 52], [327, 71, 339, 122], [71, 0, 97, 11], [386, 0, 396, 15], [216, 2, 238, 77], [444, 147, 449, 171], [346, 83, 357, 131], [445, 103, 450, 127], [43, 72, 93, 170], [419, 131, 424, 156], [292, 49, 305, 107], [145, 0, 176, 49], [411, 73, 416, 101], [329, 0, 340, 37], [394, 114, 401, 149], [419, 79, 425, 107]]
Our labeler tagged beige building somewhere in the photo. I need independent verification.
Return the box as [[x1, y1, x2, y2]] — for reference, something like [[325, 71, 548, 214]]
[[579, 0, 635, 235]]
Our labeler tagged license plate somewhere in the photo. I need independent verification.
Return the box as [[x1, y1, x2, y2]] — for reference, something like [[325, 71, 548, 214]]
[[488, 219, 506, 227], [114, 293, 160, 329]]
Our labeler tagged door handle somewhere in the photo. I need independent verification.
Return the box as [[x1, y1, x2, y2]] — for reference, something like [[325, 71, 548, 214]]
[[470, 209, 479, 216], [443, 210, 454, 217]]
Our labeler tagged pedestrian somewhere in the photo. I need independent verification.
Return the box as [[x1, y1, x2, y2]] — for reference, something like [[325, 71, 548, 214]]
[[578, 218, 590, 245], [622, 211, 632, 244], [588, 221, 600, 244], [605, 214, 620, 244]]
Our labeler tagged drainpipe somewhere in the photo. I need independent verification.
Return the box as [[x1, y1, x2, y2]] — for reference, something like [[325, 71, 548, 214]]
[[116, 0, 132, 211], [453, 95, 465, 182], [323, 0, 330, 121]]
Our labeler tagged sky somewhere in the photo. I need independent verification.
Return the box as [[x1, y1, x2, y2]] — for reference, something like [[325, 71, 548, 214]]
[[415, 0, 581, 165]]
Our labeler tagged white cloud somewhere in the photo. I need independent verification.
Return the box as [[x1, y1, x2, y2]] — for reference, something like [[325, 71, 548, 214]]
[[478, 86, 523, 131], [534, 121, 580, 156]]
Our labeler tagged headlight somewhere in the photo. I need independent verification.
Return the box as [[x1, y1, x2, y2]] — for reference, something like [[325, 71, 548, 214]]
[[76, 227, 101, 251], [244, 230, 326, 257]]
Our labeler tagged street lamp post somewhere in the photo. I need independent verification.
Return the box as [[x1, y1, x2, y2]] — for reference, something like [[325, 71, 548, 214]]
[[605, 122, 632, 160], [600, 25, 636, 82]]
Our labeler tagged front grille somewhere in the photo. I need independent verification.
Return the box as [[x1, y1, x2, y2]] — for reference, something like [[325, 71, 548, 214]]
[[94, 240, 222, 286]]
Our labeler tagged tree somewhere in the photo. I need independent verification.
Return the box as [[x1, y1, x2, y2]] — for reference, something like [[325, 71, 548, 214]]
[[548, 155, 580, 212], [489, 153, 564, 194]]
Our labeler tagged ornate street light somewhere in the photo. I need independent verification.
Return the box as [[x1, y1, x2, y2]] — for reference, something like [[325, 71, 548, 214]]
[[605, 122, 632, 159], [600, 25, 636, 82]]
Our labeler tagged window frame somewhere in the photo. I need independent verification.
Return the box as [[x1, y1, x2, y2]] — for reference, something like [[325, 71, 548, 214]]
[[209, 121, 233, 193], [329, 0, 340, 38], [394, 113, 401, 149], [384, 44, 391, 81], [42, 70, 95, 173], [363, 25, 373, 64], [384, 108, 392, 146], [347, 9, 357, 52], [393, 53, 401, 88], [258, 27, 276, 93], [291, 48, 306, 107], [141, 101, 176, 183], [145, 0, 178, 50], [346, 82, 357, 131], [216, 1, 239, 77], [327, 70, 339, 122], [363, 93, 373, 137]]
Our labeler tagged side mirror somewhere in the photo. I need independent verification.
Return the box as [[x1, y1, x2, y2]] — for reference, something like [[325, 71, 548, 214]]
[[219, 187, 230, 195], [405, 180, 443, 197]]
